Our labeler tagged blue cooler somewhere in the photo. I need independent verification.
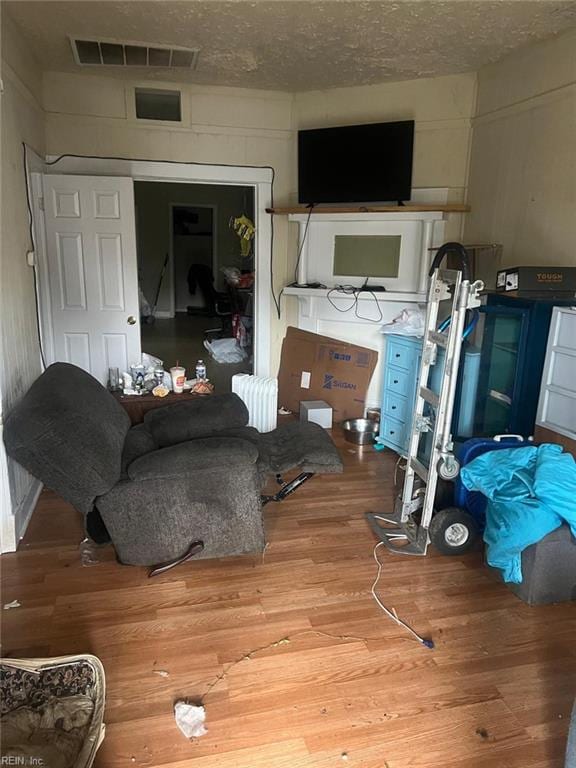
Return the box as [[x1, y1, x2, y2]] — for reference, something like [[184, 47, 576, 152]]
[[427, 435, 530, 556], [453, 434, 529, 530]]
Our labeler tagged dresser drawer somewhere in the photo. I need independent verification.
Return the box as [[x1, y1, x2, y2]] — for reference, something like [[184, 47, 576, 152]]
[[385, 366, 411, 395], [386, 341, 418, 372], [379, 416, 406, 448], [383, 390, 409, 421]]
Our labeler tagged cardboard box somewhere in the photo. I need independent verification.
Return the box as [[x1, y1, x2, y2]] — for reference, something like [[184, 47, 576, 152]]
[[300, 400, 333, 429], [278, 327, 378, 423]]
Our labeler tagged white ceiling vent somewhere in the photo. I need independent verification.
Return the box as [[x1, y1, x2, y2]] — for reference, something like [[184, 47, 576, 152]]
[[70, 37, 199, 69]]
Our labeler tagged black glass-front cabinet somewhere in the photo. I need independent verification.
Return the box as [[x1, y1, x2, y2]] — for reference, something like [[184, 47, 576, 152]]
[[473, 293, 575, 438]]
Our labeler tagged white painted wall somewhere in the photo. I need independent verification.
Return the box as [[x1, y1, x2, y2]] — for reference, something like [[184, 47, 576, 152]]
[[0, 10, 45, 549], [289, 74, 476, 408], [43, 73, 297, 375], [42, 70, 477, 382], [294, 72, 477, 242], [465, 27, 576, 274]]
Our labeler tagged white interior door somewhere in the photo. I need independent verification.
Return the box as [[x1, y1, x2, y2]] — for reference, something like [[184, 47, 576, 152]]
[[42, 174, 141, 384]]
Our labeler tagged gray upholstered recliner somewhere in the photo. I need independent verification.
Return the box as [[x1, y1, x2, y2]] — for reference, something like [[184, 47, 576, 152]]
[[3, 363, 343, 568]]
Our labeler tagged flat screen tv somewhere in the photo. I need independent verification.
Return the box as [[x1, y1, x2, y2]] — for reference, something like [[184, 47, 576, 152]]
[[298, 120, 414, 205]]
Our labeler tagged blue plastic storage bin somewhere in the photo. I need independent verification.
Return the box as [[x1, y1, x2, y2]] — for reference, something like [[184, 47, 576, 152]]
[[454, 435, 528, 528]]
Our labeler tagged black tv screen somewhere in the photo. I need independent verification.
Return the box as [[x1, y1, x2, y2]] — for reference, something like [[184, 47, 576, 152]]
[[298, 120, 414, 204]]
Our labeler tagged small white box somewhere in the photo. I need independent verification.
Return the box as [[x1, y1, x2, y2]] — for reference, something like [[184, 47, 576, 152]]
[[299, 400, 333, 429]]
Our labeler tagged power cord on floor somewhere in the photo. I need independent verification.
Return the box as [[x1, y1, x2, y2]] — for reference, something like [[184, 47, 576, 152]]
[[370, 541, 434, 649], [199, 620, 432, 702], [191, 543, 434, 704]]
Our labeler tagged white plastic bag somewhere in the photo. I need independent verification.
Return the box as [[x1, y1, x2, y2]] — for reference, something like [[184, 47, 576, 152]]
[[174, 702, 207, 739], [204, 337, 246, 364], [221, 266, 241, 286], [142, 352, 163, 369], [380, 308, 426, 337]]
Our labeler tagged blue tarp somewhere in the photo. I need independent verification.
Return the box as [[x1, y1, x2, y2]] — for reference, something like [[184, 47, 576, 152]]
[[460, 443, 576, 583]]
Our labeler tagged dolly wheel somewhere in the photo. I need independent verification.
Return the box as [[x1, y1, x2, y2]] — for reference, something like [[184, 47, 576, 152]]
[[429, 507, 478, 555], [437, 456, 460, 480]]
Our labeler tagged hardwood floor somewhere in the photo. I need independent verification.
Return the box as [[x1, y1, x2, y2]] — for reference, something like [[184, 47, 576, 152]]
[[2, 434, 575, 767]]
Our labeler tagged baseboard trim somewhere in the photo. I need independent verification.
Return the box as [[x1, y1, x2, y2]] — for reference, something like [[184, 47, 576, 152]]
[[15, 478, 43, 546]]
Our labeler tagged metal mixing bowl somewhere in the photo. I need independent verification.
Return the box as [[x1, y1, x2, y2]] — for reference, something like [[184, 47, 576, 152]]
[[341, 418, 379, 445]]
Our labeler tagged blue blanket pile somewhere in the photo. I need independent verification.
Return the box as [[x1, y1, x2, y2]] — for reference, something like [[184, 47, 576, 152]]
[[460, 443, 576, 583]]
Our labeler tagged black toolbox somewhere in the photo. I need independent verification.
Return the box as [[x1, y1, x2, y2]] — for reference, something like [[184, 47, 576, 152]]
[[496, 265, 576, 297]]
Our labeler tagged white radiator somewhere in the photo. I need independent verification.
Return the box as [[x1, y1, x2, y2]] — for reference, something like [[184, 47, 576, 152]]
[[231, 374, 278, 432]]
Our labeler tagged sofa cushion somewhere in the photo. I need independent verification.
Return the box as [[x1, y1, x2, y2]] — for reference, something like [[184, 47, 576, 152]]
[[121, 424, 157, 478], [127, 436, 258, 481], [218, 422, 343, 478], [214, 426, 272, 487], [3, 363, 131, 514], [257, 421, 344, 474], [143, 393, 249, 447]]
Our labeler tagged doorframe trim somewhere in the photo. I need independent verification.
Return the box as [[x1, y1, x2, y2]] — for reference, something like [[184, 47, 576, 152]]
[[44, 157, 273, 376]]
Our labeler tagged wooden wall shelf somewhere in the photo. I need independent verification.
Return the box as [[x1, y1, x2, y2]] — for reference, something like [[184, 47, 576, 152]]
[[266, 203, 470, 215]]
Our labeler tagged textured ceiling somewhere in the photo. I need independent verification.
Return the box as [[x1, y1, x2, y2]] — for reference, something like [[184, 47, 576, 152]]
[[6, 1, 576, 91]]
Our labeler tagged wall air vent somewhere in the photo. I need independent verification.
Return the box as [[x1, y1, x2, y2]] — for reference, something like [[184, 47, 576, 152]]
[[135, 88, 182, 122], [70, 37, 199, 69]]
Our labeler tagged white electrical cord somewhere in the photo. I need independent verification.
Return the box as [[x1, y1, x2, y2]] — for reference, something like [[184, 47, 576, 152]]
[[370, 541, 434, 649]]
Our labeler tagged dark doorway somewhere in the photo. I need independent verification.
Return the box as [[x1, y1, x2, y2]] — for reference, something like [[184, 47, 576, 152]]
[[135, 181, 255, 392]]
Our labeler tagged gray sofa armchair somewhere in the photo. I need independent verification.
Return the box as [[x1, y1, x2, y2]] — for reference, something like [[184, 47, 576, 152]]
[[4, 363, 343, 568]]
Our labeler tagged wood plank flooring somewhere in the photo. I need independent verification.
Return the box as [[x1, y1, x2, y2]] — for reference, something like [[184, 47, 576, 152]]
[[1, 434, 575, 767]]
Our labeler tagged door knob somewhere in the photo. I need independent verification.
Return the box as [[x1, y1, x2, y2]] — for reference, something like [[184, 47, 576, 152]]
[[127, 315, 136, 325]]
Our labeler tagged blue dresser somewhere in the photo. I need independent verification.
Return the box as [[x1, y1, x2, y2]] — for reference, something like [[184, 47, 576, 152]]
[[376, 334, 421, 455], [376, 334, 482, 456]]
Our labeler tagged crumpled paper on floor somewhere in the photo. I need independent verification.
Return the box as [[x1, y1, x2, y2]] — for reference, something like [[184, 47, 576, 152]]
[[174, 702, 207, 739]]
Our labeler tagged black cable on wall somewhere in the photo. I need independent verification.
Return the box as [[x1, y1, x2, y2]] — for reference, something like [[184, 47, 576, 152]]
[[22, 143, 47, 370], [327, 282, 384, 323], [41, 151, 282, 318]]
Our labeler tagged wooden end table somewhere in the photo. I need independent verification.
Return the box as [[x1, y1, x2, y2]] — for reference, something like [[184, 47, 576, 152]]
[[112, 390, 211, 425]]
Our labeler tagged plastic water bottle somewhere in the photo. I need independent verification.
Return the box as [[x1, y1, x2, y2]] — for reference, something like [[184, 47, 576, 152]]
[[195, 359, 207, 380]]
